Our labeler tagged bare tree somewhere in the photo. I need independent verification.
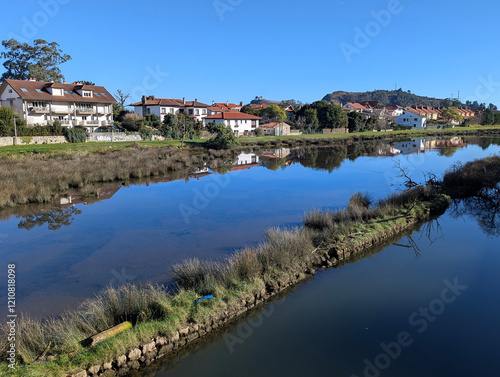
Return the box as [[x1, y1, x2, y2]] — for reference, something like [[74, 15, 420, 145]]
[[114, 89, 130, 108]]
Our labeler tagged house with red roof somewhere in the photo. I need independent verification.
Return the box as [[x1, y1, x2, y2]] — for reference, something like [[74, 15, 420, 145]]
[[259, 121, 292, 136], [0, 78, 116, 130], [203, 112, 262, 137], [129, 96, 210, 122], [344, 102, 371, 113], [383, 105, 404, 117]]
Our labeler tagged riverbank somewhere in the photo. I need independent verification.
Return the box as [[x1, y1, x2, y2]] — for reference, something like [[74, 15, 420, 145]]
[[0, 185, 450, 377], [1, 125, 500, 157], [0, 128, 498, 210]]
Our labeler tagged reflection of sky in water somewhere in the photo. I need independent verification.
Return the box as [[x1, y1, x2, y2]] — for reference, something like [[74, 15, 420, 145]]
[[138, 212, 500, 377], [0, 139, 499, 317]]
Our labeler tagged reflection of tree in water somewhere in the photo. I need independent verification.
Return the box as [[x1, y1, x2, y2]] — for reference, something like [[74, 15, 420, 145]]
[[449, 188, 500, 237], [347, 140, 381, 160], [290, 146, 348, 172], [437, 146, 461, 157], [17, 206, 82, 231]]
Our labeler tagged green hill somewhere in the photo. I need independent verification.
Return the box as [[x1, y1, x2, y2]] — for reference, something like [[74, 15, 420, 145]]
[[322, 89, 445, 107]]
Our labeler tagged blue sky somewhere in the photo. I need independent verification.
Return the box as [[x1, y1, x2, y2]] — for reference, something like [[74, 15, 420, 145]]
[[1, 0, 500, 107]]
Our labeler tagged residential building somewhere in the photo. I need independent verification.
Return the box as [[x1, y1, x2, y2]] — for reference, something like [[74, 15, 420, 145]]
[[383, 105, 404, 117], [393, 138, 426, 155], [203, 112, 261, 137], [345, 102, 371, 113], [395, 109, 427, 129], [0, 79, 116, 131], [130, 96, 209, 122], [259, 121, 291, 136]]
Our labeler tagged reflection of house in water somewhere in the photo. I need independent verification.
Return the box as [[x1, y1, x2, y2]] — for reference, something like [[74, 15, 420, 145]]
[[259, 148, 292, 159], [373, 144, 401, 156], [58, 184, 122, 206], [231, 153, 262, 172], [393, 138, 426, 155], [424, 137, 465, 150], [191, 166, 212, 179]]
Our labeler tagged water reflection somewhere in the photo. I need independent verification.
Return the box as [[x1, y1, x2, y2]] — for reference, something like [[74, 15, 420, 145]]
[[18, 205, 82, 231], [449, 188, 500, 237]]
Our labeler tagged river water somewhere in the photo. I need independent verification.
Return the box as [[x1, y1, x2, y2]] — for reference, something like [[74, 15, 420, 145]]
[[0, 137, 499, 375]]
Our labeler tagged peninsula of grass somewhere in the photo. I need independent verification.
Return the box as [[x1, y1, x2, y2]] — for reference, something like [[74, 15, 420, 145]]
[[0, 182, 451, 377]]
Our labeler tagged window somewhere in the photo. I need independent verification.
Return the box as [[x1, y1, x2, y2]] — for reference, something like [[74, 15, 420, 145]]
[[21, 88, 28, 92], [170, 108, 174, 114], [8, 89, 12, 93], [101, 93, 107, 97], [95, 93, 100, 96], [195, 109, 199, 115], [161, 108, 166, 114], [189, 109, 194, 115], [83, 91, 92, 97], [36, 89, 43, 93], [82, 116, 87, 120], [202, 109, 207, 115], [64, 90, 70, 94]]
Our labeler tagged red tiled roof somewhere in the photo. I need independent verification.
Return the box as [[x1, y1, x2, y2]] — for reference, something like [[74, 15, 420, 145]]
[[1, 79, 116, 104], [346, 102, 369, 111], [129, 98, 209, 108], [260, 122, 291, 128], [203, 112, 262, 120]]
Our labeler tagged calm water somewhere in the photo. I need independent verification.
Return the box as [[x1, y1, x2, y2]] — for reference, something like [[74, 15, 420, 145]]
[[133, 204, 500, 377], [0, 137, 499, 320]]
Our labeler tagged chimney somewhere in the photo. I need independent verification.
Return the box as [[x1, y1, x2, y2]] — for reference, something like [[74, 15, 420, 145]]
[[142, 95, 146, 105], [50, 79, 54, 83], [63, 80, 67, 84], [195, 98, 198, 103], [240, 101, 243, 106], [226, 101, 229, 106], [212, 100, 215, 106], [183, 97, 186, 105], [29, 77, 36, 82]]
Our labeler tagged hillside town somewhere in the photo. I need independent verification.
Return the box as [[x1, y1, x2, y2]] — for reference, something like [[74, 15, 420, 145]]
[[0, 78, 497, 144]]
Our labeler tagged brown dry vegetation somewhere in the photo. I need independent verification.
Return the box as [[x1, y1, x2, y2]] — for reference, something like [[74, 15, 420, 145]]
[[0, 146, 237, 208]]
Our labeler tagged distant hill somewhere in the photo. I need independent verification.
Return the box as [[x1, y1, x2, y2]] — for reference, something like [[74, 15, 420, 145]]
[[249, 96, 280, 105], [322, 89, 445, 107]]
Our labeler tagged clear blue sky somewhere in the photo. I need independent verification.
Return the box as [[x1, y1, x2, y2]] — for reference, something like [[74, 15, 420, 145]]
[[1, 0, 499, 107]]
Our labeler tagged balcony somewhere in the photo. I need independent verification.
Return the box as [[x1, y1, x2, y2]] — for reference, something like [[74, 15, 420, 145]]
[[52, 107, 71, 114], [61, 120, 71, 125], [77, 108, 95, 115], [86, 120, 100, 125], [30, 106, 49, 114]]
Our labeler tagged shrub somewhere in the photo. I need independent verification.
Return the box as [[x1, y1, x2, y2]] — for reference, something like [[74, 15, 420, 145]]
[[64, 127, 88, 143]]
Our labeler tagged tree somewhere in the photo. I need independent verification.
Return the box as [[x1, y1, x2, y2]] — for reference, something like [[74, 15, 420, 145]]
[[347, 111, 367, 133], [304, 108, 319, 129], [261, 104, 287, 122], [1, 39, 71, 82], [240, 105, 257, 115], [205, 122, 240, 149], [114, 90, 131, 108], [482, 109, 495, 125], [441, 107, 463, 124], [0, 106, 26, 136], [488, 103, 498, 111], [77, 80, 95, 85]]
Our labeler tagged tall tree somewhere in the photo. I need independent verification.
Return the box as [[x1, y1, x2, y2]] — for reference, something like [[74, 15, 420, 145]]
[[441, 107, 463, 124], [114, 89, 131, 108], [1, 39, 71, 82]]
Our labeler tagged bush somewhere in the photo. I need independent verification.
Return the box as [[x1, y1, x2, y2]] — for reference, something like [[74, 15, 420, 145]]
[[205, 123, 240, 149], [64, 127, 88, 143], [139, 128, 153, 140]]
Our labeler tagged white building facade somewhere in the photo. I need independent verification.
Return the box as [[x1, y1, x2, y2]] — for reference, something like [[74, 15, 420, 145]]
[[0, 79, 116, 131], [203, 112, 262, 137], [395, 110, 427, 129], [130, 96, 209, 122]]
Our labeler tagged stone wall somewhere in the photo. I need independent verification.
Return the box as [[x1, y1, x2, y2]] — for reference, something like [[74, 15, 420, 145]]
[[0, 136, 67, 146], [322, 128, 349, 134]]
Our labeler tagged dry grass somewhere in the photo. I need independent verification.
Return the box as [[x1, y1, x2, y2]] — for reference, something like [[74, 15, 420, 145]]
[[0, 146, 237, 208]]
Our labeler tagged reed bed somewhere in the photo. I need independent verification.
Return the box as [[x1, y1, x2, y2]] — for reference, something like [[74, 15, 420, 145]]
[[0, 146, 236, 208]]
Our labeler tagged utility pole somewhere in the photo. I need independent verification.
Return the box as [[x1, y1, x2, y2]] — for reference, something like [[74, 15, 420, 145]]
[[181, 116, 186, 148], [13, 115, 17, 146]]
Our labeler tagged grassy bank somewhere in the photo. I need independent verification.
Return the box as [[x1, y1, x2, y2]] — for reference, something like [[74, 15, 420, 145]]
[[0, 145, 237, 209], [1, 125, 500, 157], [0, 184, 449, 377]]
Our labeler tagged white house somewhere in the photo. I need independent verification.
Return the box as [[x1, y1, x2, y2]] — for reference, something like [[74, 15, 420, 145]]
[[0, 79, 116, 131], [130, 96, 210, 122], [393, 138, 426, 155], [395, 109, 427, 129], [203, 112, 262, 137]]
